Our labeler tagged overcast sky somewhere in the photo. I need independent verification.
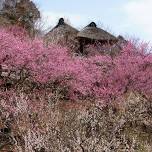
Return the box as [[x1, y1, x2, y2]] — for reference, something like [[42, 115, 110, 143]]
[[33, 0, 152, 42]]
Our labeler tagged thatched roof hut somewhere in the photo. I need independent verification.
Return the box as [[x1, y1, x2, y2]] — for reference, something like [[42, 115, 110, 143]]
[[76, 22, 118, 54], [117, 35, 128, 44], [44, 18, 79, 48], [77, 22, 117, 43]]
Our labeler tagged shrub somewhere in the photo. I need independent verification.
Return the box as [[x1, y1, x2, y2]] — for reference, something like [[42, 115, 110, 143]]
[[0, 27, 152, 102]]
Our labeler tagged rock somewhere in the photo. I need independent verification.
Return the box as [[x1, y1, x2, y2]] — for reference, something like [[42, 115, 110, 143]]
[[0, 0, 40, 36]]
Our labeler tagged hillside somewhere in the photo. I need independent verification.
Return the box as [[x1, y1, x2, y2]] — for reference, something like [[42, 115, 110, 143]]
[[0, 1, 152, 152]]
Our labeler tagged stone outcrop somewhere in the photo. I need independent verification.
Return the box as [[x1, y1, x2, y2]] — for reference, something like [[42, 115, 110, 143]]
[[0, 0, 40, 36]]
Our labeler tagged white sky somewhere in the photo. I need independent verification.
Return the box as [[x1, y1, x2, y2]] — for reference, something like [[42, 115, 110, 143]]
[[33, 0, 152, 42]]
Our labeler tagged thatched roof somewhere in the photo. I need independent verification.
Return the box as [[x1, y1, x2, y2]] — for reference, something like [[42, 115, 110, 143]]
[[45, 18, 78, 38], [77, 22, 117, 41], [45, 18, 79, 45]]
